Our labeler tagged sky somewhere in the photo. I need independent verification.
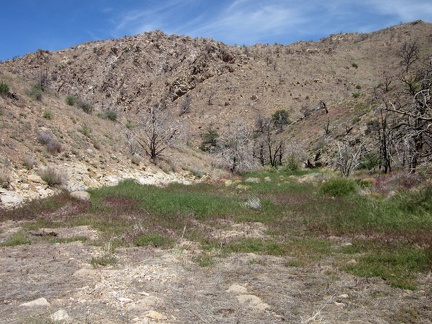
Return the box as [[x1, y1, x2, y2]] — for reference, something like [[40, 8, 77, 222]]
[[1, 0, 431, 61]]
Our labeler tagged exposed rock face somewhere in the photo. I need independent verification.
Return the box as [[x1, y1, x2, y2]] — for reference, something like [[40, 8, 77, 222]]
[[0, 21, 431, 207]]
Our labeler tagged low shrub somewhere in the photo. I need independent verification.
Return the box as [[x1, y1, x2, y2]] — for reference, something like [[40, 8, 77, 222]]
[[90, 255, 117, 267], [28, 84, 43, 101], [36, 130, 62, 154], [65, 95, 77, 106], [43, 110, 53, 120], [133, 232, 174, 248], [77, 99, 93, 114], [0, 230, 31, 246], [23, 154, 36, 170], [39, 167, 65, 187], [319, 177, 357, 196], [101, 110, 117, 122], [0, 82, 10, 96], [0, 170, 11, 188]]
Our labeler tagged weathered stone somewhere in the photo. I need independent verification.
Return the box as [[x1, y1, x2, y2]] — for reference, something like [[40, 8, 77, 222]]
[[50, 309, 71, 322], [0, 191, 23, 206], [245, 177, 260, 183], [227, 283, 248, 294], [146, 310, 167, 320], [236, 294, 270, 311], [20, 297, 50, 307], [28, 174, 44, 184], [70, 190, 90, 201]]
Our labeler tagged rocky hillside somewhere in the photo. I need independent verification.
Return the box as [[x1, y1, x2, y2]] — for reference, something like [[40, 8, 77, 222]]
[[0, 20, 431, 207]]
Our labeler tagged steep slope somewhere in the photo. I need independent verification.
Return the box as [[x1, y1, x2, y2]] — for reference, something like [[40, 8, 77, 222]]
[[0, 20, 431, 206]]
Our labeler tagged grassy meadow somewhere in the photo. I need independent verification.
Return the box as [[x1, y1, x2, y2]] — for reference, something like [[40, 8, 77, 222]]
[[1, 168, 431, 290]]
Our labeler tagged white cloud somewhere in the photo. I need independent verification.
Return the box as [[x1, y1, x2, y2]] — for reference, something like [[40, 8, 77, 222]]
[[364, 0, 432, 22], [108, 0, 432, 45]]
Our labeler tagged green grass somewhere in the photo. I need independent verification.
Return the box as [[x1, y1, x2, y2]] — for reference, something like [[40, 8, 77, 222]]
[[340, 240, 432, 289], [1, 230, 31, 247], [1, 170, 431, 290], [90, 255, 117, 268], [133, 232, 174, 248]]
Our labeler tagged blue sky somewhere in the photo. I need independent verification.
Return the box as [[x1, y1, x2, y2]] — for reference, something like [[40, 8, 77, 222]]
[[1, 0, 431, 61]]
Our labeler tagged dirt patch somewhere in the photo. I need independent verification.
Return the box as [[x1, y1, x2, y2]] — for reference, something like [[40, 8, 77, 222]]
[[0, 224, 431, 323]]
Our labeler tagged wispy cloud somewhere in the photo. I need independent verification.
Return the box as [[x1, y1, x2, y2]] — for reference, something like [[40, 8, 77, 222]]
[[108, 0, 432, 45]]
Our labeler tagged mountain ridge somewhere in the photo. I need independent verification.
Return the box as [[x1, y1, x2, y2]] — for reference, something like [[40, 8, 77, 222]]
[[0, 20, 431, 206]]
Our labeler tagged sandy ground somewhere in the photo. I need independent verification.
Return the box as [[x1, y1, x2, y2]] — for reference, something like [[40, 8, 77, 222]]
[[0, 222, 431, 324]]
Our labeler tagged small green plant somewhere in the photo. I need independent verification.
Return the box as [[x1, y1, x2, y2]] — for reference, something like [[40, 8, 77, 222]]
[[0, 230, 31, 246], [200, 128, 219, 152], [133, 232, 173, 248], [90, 255, 117, 267], [285, 154, 299, 171], [39, 167, 65, 187], [28, 84, 43, 101], [355, 84, 362, 89], [43, 110, 53, 120], [195, 252, 214, 267], [352, 92, 361, 98], [0, 82, 10, 96], [78, 123, 92, 138], [352, 63, 358, 69], [341, 241, 432, 289], [65, 95, 77, 106], [319, 177, 357, 196], [126, 120, 137, 129], [101, 110, 117, 122], [77, 99, 93, 114]]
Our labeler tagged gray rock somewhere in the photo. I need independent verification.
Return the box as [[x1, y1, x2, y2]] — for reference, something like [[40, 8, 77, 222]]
[[245, 177, 260, 183], [70, 190, 90, 201], [0, 190, 23, 206], [20, 297, 50, 307], [50, 309, 71, 322]]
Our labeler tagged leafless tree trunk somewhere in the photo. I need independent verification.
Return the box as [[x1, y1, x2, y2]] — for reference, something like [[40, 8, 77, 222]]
[[129, 106, 177, 161], [219, 121, 258, 173], [335, 141, 363, 177]]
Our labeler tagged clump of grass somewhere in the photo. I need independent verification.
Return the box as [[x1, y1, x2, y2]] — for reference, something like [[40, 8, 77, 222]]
[[90, 240, 117, 267], [133, 232, 174, 248], [0, 169, 11, 189], [76, 99, 93, 114], [65, 95, 77, 106], [0, 230, 31, 247], [39, 167, 65, 187], [99, 110, 117, 122], [90, 255, 117, 267], [65, 95, 93, 113], [27, 84, 43, 101], [195, 252, 214, 267], [43, 110, 53, 120], [319, 177, 357, 196], [0, 82, 10, 96], [78, 123, 92, 138], [36, 130, 62, 154], [341, 240, 432, 290], [23, 154, 36, 170]]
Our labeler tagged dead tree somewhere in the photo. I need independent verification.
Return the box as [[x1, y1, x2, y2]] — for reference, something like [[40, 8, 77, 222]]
[[131, 106, 177, 161]]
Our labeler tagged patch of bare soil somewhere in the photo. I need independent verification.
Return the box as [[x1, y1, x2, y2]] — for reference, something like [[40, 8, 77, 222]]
[[0, 224, 431, 323]]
